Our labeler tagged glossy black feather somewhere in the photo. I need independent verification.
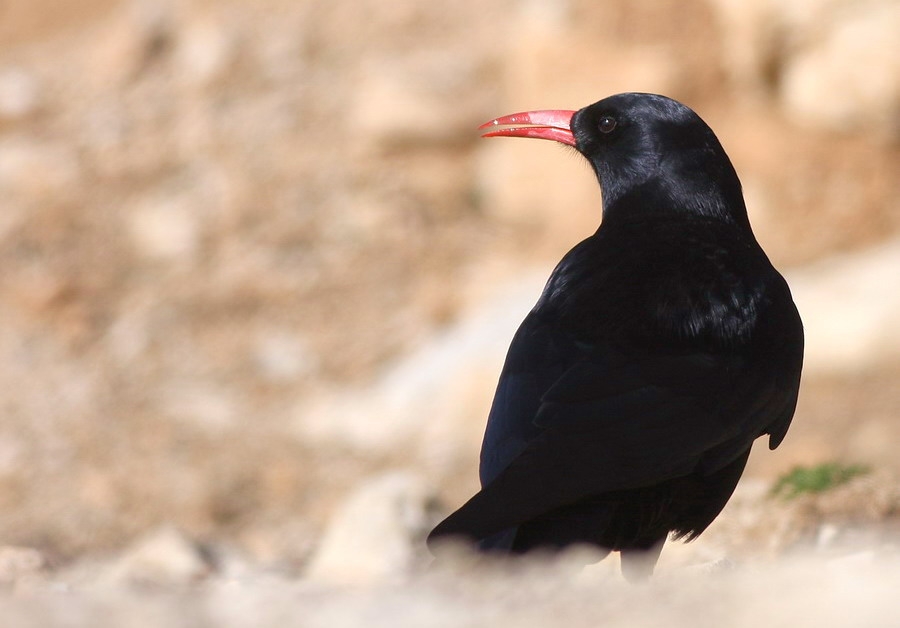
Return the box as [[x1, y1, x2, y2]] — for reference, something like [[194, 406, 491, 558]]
[[427, 93, 803, 573]]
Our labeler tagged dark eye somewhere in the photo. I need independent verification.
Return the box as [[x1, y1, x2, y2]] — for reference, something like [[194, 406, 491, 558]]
[[598, 116, 617, 134]]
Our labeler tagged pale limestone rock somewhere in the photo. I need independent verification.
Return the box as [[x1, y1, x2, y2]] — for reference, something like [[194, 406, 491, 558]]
[[253, 331, 319, 383], [104, 527, 210, 586], [84, 1, 175, 87], [0, 138, 79, 203], [176, 17, 236, 86], [160, 380, 239, 429], [294, 274, 545, 465], [709, 0, 900, 136], [305, 472, 430, 584], [706, 0, 782, 97], [127, 196, 200, 262], [0, 546, 47, 587], [0, 68, 39, 120], [788, 239, 900, 373], [350, 51, 485, 146], [779, 2, 900, 137]]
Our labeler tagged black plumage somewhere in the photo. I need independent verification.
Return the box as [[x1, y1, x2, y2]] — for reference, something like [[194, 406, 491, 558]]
[[427, 93, 804, 579]]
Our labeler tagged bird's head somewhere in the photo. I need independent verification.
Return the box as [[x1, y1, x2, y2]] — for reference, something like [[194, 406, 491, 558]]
[[480, 92, 748, 226]]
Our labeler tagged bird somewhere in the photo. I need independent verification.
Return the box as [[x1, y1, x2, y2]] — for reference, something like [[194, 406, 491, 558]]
[[426, 93, 804, 580]]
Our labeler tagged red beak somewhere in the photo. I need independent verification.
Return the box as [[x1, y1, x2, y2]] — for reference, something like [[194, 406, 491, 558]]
[[479, 110, 577, 146]]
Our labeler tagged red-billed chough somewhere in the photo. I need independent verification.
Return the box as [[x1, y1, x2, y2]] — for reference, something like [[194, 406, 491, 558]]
[[427, 93, 804, 580]]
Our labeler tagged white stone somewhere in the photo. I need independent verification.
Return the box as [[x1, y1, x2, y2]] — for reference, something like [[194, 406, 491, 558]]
[[305, 472, 431, 584], [177, 18, 235, 86], [787, 239, 900, 373], [128, 196, 200, 262], [254, 332, 319, 382], [161, 380, 238, 429], [779, 2, 900, 136], [0, 138, 79, 202], [104, 527, 210, 586], [817, 523, 840, 548], [0, 546, 46, 585], [0, 68, 39, 119]]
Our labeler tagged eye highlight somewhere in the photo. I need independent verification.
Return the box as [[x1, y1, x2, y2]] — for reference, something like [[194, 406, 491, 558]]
[[598, 116, 617, 134]]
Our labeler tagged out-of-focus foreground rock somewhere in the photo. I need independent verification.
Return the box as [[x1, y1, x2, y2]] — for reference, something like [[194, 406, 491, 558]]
[[0, 0, 898, 617]]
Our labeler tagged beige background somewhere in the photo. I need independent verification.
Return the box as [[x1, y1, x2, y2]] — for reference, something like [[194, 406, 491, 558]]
[[0, 0, 897, 611]]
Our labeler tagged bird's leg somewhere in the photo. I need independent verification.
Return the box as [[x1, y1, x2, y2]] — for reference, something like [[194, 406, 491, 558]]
[[619, 538, 666, 582]]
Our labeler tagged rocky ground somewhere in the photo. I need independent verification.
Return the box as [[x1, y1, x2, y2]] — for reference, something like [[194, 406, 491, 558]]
[[0, 0, 898, 624], [0, 475, 898, 626]]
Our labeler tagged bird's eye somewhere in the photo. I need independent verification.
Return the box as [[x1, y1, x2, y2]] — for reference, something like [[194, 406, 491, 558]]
[[598, 116, 617, 134]]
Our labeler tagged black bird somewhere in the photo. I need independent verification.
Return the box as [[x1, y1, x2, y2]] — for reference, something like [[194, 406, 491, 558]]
[[427, 93, 803, 579]]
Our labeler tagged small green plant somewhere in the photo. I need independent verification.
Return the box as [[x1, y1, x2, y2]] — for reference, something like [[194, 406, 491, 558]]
[[770, 462, 870, 499]]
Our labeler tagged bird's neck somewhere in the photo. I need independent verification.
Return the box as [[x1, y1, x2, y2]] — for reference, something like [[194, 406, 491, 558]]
[[601, 174, 750, 229]]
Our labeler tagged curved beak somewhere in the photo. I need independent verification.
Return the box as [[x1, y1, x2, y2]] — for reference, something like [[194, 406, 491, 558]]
[[479, 110, 577, 146]]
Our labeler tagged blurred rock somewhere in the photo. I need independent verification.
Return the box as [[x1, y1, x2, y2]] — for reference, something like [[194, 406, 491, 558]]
[[0, 546, 47, 589], [0, 138, 79, 203], [817, 523, 840, 548], [788, 239, 900, 373], [127, 195, 200, 262], [305, 472, 431, 584], [175, 17, 236, 87], [253, 331, 319, 383], [501, 16, 678, 108], [295, 274, 545, 466], [0, 68, 39, 120], [709, 0, 900, 137], [707, 0, 780, 97], [160, 380, 239, 429], [85, 1, 175, 86], [350, 51, 485, 146], [104, 527, 210, 587], [700, 469, 900, 559], [229, 519, 317, 572], [779, 2, 900, 137]]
